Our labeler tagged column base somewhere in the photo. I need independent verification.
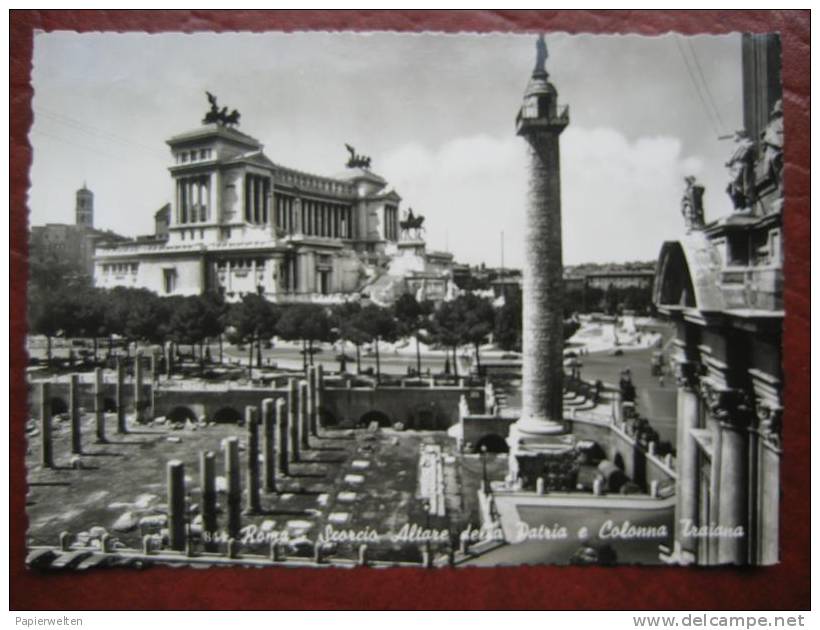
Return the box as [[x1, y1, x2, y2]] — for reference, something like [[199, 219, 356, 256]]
[[511, 414, 566, 437], [507, 419, 575, 484]]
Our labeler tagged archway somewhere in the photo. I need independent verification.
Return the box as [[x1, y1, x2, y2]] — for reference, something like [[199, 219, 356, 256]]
[[213, 407, 243, 424], [359, 410, 391, 428], [475, 434, 509, 454], [318, 407, 337, 427], [49, 397, 68, 415], [167, 406, 197, 424]]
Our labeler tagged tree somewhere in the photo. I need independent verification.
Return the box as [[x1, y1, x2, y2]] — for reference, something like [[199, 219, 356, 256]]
[[393, 293, 433, 376], [430, 295, 494, 377], [494, 291, 522, 352], [429, 300, 463, 377], [169, 295, 223, 373], [201, 291, 229, 363], [125, 290, 170, 347], [276, 304, 332, 371], [330, 302, 368, 374], [230, 294, 278, 371], [353, 303, 398, 383], [73, 287, 107, 362], [28, 285, 80, 367], [452, 294, 494, 373]]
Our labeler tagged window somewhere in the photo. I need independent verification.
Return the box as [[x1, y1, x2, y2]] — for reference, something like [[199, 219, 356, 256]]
[[522, 95, 539, 119], [769, 229, 782, 266], [163, 268, 177, 294]]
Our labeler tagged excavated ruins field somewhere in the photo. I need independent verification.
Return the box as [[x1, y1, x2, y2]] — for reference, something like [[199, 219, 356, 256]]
[[25, 412, 491, 565]]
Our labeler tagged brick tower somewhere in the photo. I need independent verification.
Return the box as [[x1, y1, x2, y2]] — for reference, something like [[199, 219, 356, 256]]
[[75, 183, 93, 228], [508, 35, 573, 479]]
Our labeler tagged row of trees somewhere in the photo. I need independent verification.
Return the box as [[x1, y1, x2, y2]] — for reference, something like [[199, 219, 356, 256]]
[[29, 279, 591, 379], [28, 284, 509, 379]]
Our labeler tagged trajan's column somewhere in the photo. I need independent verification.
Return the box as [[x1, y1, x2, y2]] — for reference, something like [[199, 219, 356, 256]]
[[508, 35, 573, 478]]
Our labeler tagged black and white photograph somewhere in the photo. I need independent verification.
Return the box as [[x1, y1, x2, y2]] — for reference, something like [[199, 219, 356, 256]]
[[23, 28, 785, 572]]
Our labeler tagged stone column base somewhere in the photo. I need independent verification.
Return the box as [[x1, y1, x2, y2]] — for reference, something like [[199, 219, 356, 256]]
[[507, 422, 575, 484]]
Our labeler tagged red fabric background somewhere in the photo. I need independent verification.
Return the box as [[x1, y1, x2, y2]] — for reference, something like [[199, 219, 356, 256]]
[[9, 10, 810, 611]]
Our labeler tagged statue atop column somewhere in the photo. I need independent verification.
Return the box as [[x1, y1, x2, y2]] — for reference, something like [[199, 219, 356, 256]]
[[533, 33, 548, 77], [762, 99, 784, 197], [725, 130, 755, 211], [681, 176, 705, 231], [203, 92, 241, 127]]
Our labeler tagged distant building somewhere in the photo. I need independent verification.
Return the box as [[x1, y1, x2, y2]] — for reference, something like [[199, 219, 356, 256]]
[[94, 100, 453, 304], [75, 184, 93, 228], [654, 33, 783, 566], [585, 269, 655, 291], [29, 184, 128, 277]]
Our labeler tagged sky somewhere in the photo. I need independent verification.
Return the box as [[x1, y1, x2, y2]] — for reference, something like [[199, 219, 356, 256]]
[[28, 31, 743, 267]]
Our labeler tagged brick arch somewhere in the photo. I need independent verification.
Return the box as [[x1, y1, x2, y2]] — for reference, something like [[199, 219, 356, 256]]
[[167, 406, 197, 424], [213, 407, 243, 424], [49, 397, 68, 415], [474, 434, 509, 454], [359, 410, 391, 428], [318, 406, 337, 427]]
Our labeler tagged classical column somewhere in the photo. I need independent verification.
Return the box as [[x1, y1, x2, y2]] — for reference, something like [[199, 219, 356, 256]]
[[708, 387, 752, 564], [209, 172, 217, 222], [294, 198, 303, 235], [39, 382, 53, 468], [299, 381, 310, 450], [94, 367, 106, 443], [314, 365, 324, 435], [167, 460, 186, 552], [134, 351, 144, 423], [509, 35, 568, 439], [200, 450, 217, 551], [70, 374, 82, 455], [674, 359, 701, 556], [116, 357, 126, 433], [288, 379, 300, 462], [276, 398, 289, 476], [224, 436, 241, 539], [245, 406, 261, 514], [262, 398, 276, 492]]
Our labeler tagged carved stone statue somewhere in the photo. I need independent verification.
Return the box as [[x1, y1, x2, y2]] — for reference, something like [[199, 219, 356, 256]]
[[681, 176, 705, 231], [725, 130, 756, 210], [344, 144, 372, 169], [762, 99, 784, 195], [203, 92, 241, 127], [399, 207, 425, 239]]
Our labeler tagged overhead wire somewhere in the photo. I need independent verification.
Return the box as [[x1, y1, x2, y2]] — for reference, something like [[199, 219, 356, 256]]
[[686, 40, 728, 133], [33, 107, 168, 159], [674, 37, 722, 138]]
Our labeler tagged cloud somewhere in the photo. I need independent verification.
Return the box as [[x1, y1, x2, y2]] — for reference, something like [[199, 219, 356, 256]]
[[381, 127, 720, 268]]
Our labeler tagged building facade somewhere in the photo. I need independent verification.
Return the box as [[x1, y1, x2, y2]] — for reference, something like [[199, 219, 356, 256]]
[[30, 184, 128, 277], [95, 105, 453, 304], [654, 33, 783, 565]]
